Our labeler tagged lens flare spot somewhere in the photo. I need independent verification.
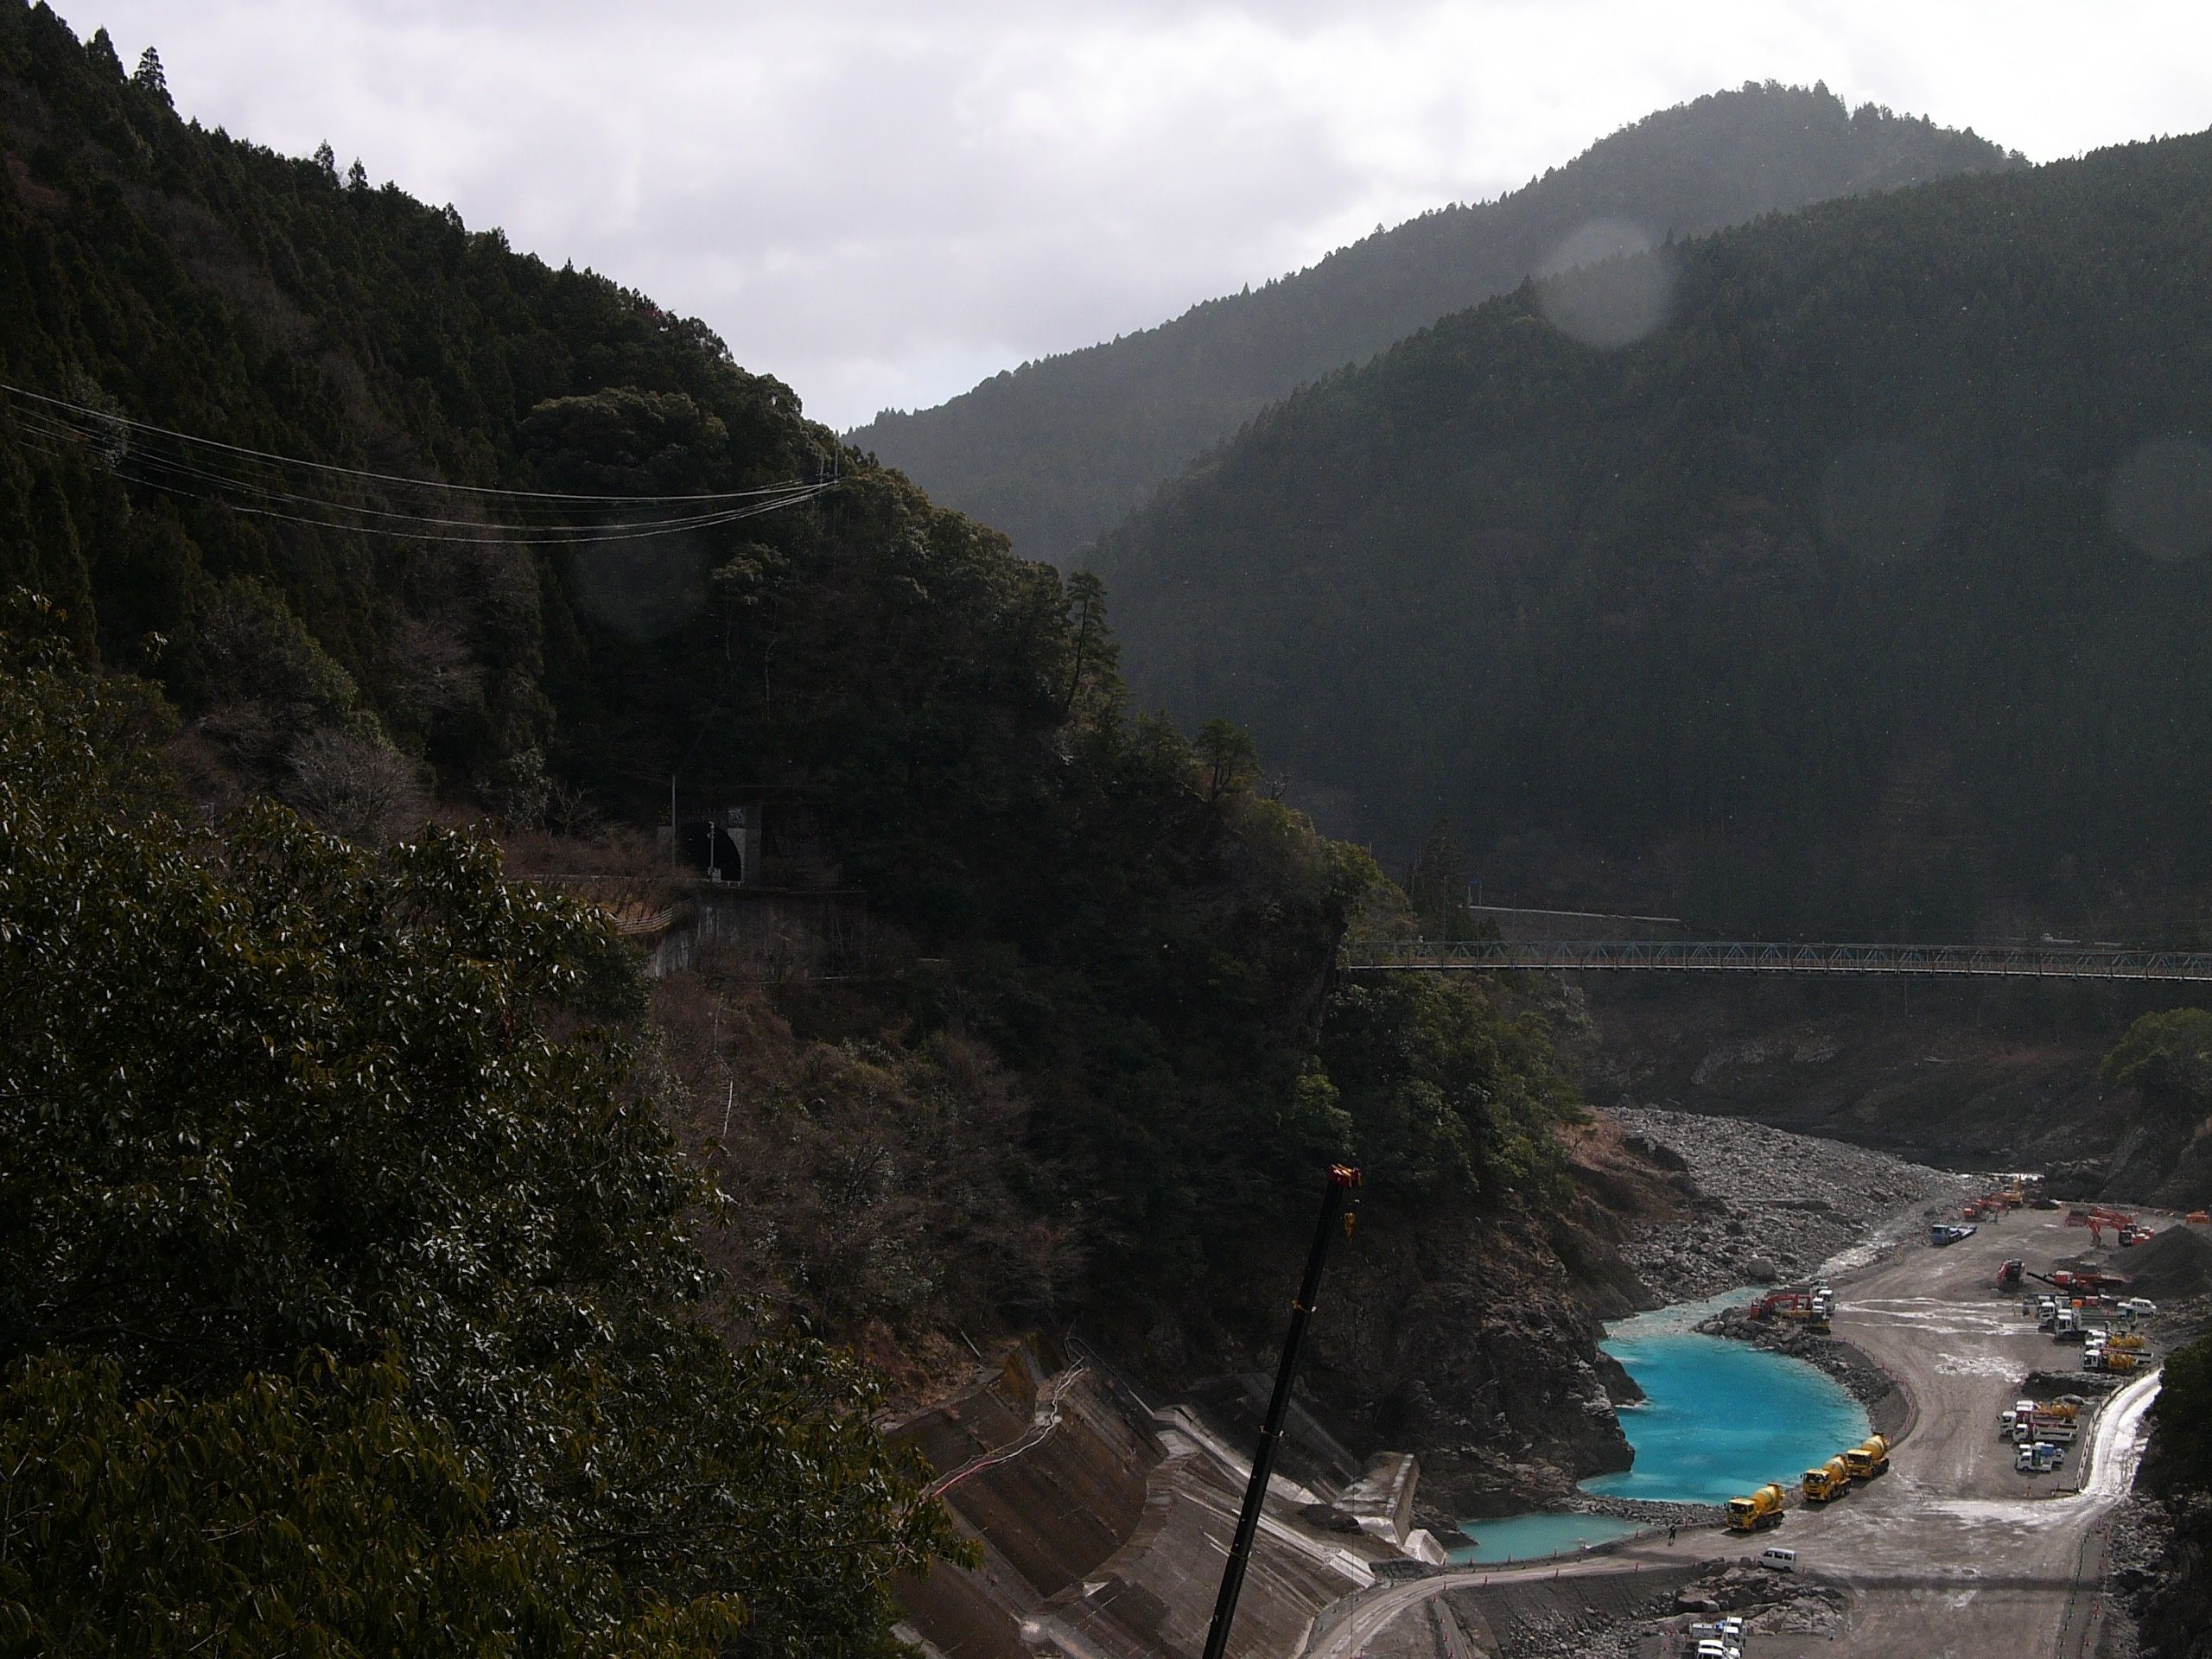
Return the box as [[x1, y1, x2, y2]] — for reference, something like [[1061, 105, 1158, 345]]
[[1535, 219, 1674, 349], [2108, 436, 2212, 564], [573, 531, 709, 641]]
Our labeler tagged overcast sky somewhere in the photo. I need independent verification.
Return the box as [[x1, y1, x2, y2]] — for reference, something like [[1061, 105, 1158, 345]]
[[67, 3, 2212, 431]]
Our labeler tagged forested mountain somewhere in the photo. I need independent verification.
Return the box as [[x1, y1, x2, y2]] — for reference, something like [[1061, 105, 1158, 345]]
[[0, 10, 1629, 1649], [1091, 129, 2212, 941], [849, 83, 2017, 567]]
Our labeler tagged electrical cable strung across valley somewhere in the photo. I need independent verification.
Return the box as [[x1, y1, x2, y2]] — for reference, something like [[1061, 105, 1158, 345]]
[[0, 378, 836, 543]]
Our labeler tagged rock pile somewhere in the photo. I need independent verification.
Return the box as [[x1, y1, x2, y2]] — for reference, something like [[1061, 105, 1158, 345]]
[[1694, 1306, 1895, 1409], [1608, 1106, 1972, 1299], [2118, 1224, 2212, 1300]]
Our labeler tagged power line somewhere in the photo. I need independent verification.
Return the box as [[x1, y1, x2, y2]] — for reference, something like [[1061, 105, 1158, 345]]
[[2, 380, 838, 545], [87, 459, 829, 546], [14, 408, 822, 537], [0, 378, 831, 505]]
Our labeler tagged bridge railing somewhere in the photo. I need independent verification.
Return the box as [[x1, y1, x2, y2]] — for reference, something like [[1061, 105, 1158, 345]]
[[1339, 939, 2212, 982]]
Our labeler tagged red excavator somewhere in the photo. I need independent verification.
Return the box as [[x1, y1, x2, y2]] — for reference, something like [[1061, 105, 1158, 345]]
[[1748, 1286, 1835, 1333], [2083, 1207, 2152, 1247]]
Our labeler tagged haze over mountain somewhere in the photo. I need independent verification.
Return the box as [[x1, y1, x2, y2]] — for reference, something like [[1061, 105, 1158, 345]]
[[1091, 128, 2212, 941], [849, 83, 2018, 568]]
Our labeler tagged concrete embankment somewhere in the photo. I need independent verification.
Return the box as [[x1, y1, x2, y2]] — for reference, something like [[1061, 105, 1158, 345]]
[[891, 1336, 1424, 1658]]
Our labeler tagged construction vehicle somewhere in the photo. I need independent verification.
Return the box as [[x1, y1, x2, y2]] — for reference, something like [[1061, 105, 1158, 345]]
[[2040, 1264, 2128, 1295], [2085, 1345, 2140, 1374], [1802, 1455, 1853, 1503], [1199, 1165, 1361, 1659], [1844, 1436, 1891, 1481], [2085, 1206, 2136, 1247], [1998, 1258, 2025, 1289], [2188, 1211, 2209, 1225], [2107, 1332, 2146, 1353], [1749, 1285, 1834, 1334], [2000, 1398, 2080, 1440], [1726, 1482, 1787, 1532], [2017, 1441, 2065, 1474]]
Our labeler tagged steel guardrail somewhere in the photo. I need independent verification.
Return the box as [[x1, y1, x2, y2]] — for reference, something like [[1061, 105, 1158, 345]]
[[1341, 939, 2212, 982]]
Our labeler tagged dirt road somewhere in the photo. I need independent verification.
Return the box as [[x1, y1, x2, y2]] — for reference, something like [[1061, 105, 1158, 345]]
[[1306, 1208, 2163, 1658], [1759, 1209, 2158, 1657]]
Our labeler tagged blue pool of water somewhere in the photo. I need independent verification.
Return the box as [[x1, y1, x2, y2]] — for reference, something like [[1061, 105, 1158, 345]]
[[1579, 1294, 1872, 1506], [1444, 1511, 1643, 1564]]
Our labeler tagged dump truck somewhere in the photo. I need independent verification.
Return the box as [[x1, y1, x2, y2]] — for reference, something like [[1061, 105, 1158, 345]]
[[1802, 1456, 1853, 1503], [1726, 1482, 1787, 1532], [2002, 1398, 2077, 1437], [1844, 1436, 1891, 1480]]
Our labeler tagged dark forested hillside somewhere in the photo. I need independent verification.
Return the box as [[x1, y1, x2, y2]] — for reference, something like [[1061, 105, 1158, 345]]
[[0, 18, 1658, 1646], [1092, 130, 2212, 940], [849, 83, 2016, 566]]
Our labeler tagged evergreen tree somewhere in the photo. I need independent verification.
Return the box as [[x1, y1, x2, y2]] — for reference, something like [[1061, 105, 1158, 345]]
[[130, 44, 167, 104]]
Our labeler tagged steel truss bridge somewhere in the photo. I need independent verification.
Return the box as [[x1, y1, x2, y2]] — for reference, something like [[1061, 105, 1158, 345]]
[[1342, 939, 2212, 982]]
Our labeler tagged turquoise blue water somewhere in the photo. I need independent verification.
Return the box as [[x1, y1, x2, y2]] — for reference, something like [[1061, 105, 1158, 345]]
[[1443, 1511, 1643, 1564], [1579, 1294, 1872, 1506]]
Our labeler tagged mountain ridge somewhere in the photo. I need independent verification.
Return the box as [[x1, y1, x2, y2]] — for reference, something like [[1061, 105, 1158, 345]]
[[1090, 125, 2212, 940], [849, 81, 2019, 566]]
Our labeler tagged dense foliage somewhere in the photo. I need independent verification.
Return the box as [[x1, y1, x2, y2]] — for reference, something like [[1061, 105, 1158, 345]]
[[0, 14, 1598, 1642], [0, 632, 955, 1654], [1094, 130, 2212, 940], [850, 83, 2014, 566], [0, 0, 1589, 1317], [2150, 1334, 2212, 1494]]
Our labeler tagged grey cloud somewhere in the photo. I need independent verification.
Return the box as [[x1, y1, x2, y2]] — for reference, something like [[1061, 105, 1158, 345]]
[[65, 2, 2212, 428]]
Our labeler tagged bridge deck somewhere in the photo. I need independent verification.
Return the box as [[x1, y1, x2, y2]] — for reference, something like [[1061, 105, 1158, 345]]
[[1341, 940, 2212, 982]]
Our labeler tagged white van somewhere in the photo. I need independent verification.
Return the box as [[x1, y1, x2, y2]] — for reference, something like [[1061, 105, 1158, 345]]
[[1758, 1546, 1797, 1573]]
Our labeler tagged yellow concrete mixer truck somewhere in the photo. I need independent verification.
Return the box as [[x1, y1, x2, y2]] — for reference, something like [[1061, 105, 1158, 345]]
[[1802, 1456, 1853, 1503], [1845, 1435, 1891, 1481], [1726, 1482, 1788, 1532]]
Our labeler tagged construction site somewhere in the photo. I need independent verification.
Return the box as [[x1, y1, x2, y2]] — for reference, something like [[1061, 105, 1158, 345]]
[[885, 1132, 2212, 1659]]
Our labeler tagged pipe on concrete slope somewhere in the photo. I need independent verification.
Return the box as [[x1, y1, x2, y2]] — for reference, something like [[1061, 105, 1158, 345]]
[[1200, 1165, 1363, 1659]]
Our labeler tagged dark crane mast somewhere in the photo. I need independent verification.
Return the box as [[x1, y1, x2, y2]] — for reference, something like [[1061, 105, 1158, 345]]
[[1200, 1164, 1363, 1659]]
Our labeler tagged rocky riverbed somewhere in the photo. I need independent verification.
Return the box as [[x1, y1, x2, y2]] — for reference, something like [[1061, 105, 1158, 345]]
[[1608, 1106, 1974, 1300]]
